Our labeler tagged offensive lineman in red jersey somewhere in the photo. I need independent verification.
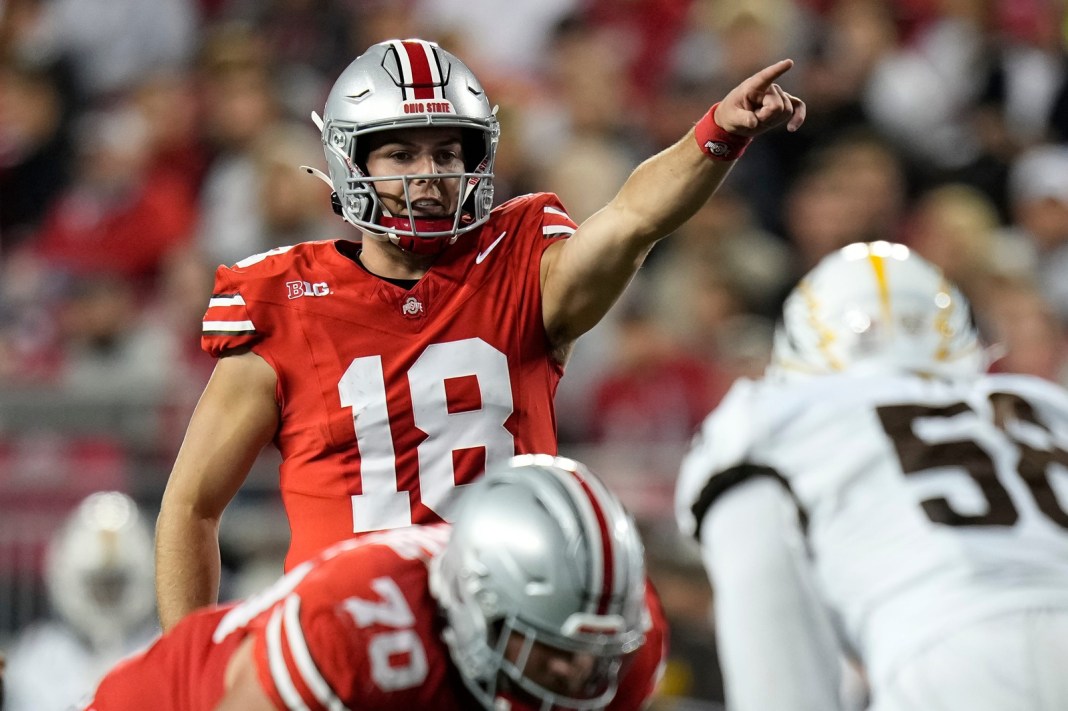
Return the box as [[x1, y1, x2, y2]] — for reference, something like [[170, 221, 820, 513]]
[[87, 457, 667, 711], [155, 37, 806, 629]]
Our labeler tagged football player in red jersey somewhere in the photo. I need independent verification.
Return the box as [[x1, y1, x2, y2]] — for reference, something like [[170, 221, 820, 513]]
[[88, 457, 667, 711], [155, 37, 805, 630]]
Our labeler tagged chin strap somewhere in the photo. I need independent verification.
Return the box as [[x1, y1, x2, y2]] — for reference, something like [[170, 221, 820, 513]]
[[377, 216, 457, 255], [305, 110, 350, 221], [301, 164, 332, 187], [300, 164, 348, 221]]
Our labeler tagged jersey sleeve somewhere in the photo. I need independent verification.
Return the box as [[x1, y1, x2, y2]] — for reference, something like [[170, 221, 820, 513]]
[[700, 477, 846, 711], [201, 264, 263, 356], [251, 590, 357, 711], [500, 192, 577, 276], [538, 193, 578, 243], [675, 378, 768, 542]]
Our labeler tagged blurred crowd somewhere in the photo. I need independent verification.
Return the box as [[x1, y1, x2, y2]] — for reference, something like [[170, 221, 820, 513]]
[[0, 1, 1066, 705]]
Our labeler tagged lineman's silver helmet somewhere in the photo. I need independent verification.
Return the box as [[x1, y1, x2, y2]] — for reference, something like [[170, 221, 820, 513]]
[[429, 455, 647, 711], [318, 38, 498, 254]]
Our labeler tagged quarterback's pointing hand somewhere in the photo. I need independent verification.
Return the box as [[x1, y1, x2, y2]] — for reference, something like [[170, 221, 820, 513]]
[[714, 59, 806, 136]]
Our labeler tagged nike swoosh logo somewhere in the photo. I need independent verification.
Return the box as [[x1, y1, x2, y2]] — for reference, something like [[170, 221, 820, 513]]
[[475, 231, 507, 264]]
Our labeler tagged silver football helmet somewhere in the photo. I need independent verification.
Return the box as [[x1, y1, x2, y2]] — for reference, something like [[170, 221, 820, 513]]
[[429, 455, 647, 711], [45, 491, 156, 650], [316, 38, 499, 254], [769, 241, 986, 381]]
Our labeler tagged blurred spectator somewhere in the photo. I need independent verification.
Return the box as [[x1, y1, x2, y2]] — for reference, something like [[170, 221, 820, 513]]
[[229, 0, 353, 76], [782, 130, 907, 270], [0, 59, 71, 253], [27, 105, 198, 289], [905, 182, 1032, 299], [709, 314, 777, 382], [193, 22, 283, 266], [799, 0, 896, 133], [1004, 145, 1068, 325], [410, 0, 577, 82], [862, 0, 991, 171], [147, 246, 227, 456], [653, 190, 794, 321], [984, 276, 1068, 386], [530, 16, 648, 443], [4, 491, 157, 711], [863, 0, 1067, 206], [533, 14, 645, 210], [984, 0, 1067, 148], [584, 0, 697, 110], [587, 299, 730, 445], [669, 1, 809, 231], [52, 274, 172, 397], [132, 70, 212, 203], [2, 0, 197, 105], [0, 249, 63, 383], [222, 0, 356, 121], [347, 0, 425, 51], [251, 122, 338, 249]]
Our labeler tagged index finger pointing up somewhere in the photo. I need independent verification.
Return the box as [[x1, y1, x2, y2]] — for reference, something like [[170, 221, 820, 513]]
[[749, 59, 795, 90]]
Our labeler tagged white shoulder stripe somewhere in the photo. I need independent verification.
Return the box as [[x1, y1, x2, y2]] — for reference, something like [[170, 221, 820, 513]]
[[267, 605, 310, 711], [543, 206, 570, 218], [282, 594, 350, 711], [208, 294, 246, 308], [202, 320, 256, 333], [543, 225, 576, 236], [235, 245, 295, 269]]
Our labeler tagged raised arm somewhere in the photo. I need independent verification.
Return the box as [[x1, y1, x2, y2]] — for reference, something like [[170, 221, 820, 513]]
[[540, 59, 805, 349], [155, 350, 279, 630]]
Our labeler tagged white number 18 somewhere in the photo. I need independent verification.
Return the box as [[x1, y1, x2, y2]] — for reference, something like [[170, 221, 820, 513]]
[[338, 337, 515, 532]]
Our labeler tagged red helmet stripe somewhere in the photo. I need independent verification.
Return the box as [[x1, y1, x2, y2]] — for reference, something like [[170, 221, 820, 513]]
[[568, 468, 616, 616], [397, 40, 442, 101]]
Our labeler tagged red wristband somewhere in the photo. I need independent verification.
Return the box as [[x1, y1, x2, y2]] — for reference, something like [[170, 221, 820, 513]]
[[694, 103, 752, 161]]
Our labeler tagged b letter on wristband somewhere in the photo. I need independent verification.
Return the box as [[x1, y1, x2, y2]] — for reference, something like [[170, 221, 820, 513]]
[[694, 103, 752, 161]]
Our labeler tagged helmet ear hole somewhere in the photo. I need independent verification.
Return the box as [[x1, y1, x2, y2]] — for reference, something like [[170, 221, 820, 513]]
[[461, 128, 487, 172]]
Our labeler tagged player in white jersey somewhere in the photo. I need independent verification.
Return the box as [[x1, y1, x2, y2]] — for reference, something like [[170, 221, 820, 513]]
[[675, 241, 1068, 711]]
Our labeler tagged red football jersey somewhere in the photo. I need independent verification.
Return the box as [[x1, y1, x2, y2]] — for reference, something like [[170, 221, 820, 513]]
[[200, 193, 577, 568], [86, 525, 666, 711]]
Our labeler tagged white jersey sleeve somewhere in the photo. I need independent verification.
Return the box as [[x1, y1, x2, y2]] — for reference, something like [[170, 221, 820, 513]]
[[676, 378, 773, 540], [677, 378, 854, 711], [702, 477, 848, 711]]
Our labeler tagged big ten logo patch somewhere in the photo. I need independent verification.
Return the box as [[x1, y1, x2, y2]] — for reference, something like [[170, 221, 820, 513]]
[[287, 280, 331, 299]]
